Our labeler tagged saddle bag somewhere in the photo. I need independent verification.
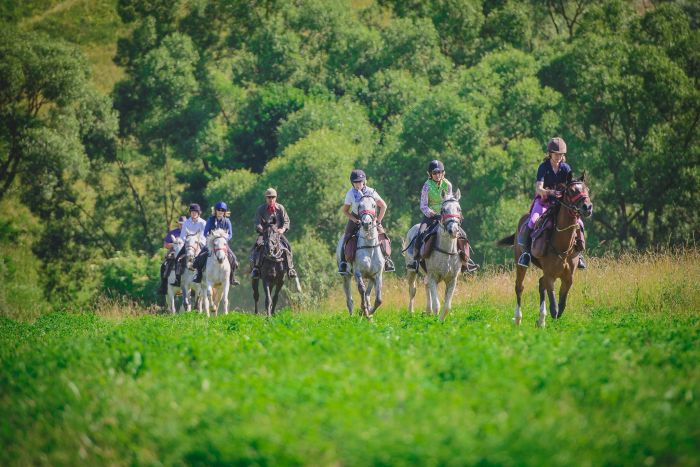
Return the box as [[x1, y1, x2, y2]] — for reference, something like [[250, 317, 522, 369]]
[[344, 235, 358, 262]]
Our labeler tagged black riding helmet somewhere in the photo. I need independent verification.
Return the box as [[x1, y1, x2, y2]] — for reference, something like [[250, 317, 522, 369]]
[[350, 169, 366, 183], [189, 203, 201, 213], [427, 160, 445, 174]]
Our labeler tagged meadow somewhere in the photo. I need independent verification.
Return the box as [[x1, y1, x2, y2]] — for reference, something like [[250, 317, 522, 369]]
[[1, 250, 699, 465]]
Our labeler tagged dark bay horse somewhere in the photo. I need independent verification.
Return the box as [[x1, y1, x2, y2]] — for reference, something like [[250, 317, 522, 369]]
[[252, 225, 293, 317], [497, 172, 592, 327]]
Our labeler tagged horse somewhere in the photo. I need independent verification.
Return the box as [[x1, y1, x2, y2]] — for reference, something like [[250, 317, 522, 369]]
[[404, 190, 464, 321], [335, 194, 385, 318], [165, 237, 184, 314], [252, 224, 299, 316], [179, 231, 203, 312], [202, 228, 231, 317], [497, 172, 592, 327]]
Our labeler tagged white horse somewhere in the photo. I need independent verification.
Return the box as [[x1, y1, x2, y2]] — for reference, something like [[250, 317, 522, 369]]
[[336, 195, 385, 318], [202, 228, 231, 317], [405, 190, 463, 321], [180, 231, 203, 312], [166, 237, 184, 314]]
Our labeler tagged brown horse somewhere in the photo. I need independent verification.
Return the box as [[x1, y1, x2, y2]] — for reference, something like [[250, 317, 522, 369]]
[[497, 172, 592, 327]]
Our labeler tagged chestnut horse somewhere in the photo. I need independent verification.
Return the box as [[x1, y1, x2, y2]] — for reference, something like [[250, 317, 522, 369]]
[[497, 172, 592, 327]]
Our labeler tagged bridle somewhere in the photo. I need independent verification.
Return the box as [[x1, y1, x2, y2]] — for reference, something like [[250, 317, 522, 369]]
[[440, 198, 462, 232], [557, 181, 591, 217]]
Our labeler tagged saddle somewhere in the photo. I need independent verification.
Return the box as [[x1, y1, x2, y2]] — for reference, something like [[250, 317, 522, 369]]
[[419, 224, 467, 259], [344, 233, 391, 262], [522, 207, 558, 258]]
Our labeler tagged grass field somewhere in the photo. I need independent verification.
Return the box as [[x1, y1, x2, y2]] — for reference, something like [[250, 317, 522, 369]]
[[1, 251, 699, 465]]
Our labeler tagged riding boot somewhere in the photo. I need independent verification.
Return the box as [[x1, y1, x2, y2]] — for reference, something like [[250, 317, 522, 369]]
[[158, 262, 168, 294], [517, 225, 533, 267], [408, 233, 423, 271], [338, 246, 349, 275], [193, 266, 203, 283], [171, 261, 182, 287], [228, 253, 240, 286], [251, 247, 261, 279], [578, 254, 586, 269]]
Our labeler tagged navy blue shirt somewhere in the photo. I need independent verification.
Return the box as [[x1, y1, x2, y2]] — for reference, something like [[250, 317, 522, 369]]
[[536, 161, 571, 189], [204, 216, 233, 241]]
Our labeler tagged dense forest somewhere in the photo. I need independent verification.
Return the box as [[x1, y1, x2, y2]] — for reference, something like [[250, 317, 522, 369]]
[[1, 0, 698, 310]]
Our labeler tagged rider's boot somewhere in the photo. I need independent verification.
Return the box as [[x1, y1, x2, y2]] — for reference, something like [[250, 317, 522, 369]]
[[230, 271, 240, 286], [384, 257, 396, 273], [288, 268, 298, 278], [577, 254, 586, 269], [408, 234, 422, 271], [228, 254, 240, 285], [193, 267, 203, 284], [338, 262, 349, 275], [517, 225, 533, 268]]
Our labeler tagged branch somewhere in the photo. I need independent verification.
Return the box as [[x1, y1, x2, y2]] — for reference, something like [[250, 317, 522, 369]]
[[546, 1, 561, 35], [117, 158, 152, 251], [0, 142, 22, 200], [592, 215, 616, 233]]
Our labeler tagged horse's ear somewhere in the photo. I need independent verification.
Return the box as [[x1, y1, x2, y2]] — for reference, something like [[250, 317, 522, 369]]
[[453, 188, 461, 201], [580, 170, 586, 183], [566, 171, 573, 184]]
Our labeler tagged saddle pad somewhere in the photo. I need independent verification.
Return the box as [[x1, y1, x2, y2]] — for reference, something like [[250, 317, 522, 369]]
[[344, 235, 358, 262]]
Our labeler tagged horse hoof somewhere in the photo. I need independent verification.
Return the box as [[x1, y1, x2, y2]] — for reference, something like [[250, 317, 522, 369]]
[[513, 317, 522, 326], [536, 320, 545, 328]]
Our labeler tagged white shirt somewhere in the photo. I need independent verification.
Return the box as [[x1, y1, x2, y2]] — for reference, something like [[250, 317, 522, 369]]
[[343, 186, 382, 215], [179, 217, 207, 246]]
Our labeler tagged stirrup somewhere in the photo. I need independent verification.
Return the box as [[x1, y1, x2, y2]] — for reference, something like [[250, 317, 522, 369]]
[[288, 268, 298, 278], [517, 252, 531, 268], [407, 260, 419, 271], [338, 262, 349, 275], [462, 259, 479, 274], [230, 275, 240, 286], [577, 256, 586, 269], [384, 259, 396, 272]]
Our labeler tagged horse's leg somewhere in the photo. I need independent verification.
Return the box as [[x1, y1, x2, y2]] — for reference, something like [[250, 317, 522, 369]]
[[270, 279, 283, 316], [428, 275, 440, 317], [221, 281, 230, 316], [537, 276, 547, 328], [253, 278, 260, 315], [369, 273, 382, 316], [558, 273, 573, 319], [366, 278, 374, 312], [181, 284, 190, 312], [264, 279, 273, 317], [439, 275, 458, 322], [514, 265, 526, 325], [355, 273, 368, 317], [343, 275, 354, 316], [407, 270, 417, 313], [203, 283, 212, 318], [545, 276, 558, 320]]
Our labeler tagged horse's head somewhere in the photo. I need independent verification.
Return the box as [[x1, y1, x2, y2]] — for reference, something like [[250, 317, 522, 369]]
[[564, 172, 593, 219], [440, 188, 463, 238], [170, 237, 184, 257], [184, 231, 201, 268], [357, 195, 377, 233], [207, 228, 228, 264], [263, 224, 283, 259]]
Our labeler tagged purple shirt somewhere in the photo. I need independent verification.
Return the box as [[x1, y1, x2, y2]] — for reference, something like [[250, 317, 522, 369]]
[[163, 228, 181, 245]]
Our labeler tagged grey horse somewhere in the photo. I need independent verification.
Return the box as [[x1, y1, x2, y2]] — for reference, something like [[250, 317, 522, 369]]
[[336, 194, 385, 318], [404, 190, 463, 321]]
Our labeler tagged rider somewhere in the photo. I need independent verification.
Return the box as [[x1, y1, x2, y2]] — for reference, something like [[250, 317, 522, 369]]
[[338, 169, 395, 275], [250, 188, 298, 279], [199, 201, 240, 286], [158, 215, 186, 294], [172, 203, 207, 287], [410, 160, 476, 273], [518, 137, 586, 269]]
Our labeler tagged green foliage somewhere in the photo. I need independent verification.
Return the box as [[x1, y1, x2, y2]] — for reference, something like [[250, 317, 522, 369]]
[[100, 252, 161, 303]]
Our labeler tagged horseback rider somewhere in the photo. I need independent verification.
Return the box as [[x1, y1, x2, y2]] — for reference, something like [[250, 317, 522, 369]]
[[518, 137, 586, 269], [158, 215, 186, 294], [338, 169, 395, 275], [199, 201, 240, 286], [251, 188, 298, 279], [171, 203, 207, 287], [409, 160, 476, 273]]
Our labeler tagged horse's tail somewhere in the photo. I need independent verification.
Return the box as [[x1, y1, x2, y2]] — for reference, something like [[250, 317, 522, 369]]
[[496, 234, 515, 247]]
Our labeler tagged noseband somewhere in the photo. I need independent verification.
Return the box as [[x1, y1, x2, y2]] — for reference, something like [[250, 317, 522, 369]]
[[559, 181, 590, 217], [440, 198, 462, 231]]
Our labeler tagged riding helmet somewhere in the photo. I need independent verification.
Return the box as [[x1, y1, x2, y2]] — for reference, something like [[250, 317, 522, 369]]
[[189, 203, 201, 213], [547, 137, 567, 154], [214, 201, 228, 211], [427, 160, 445, 173], [350, 169, 366, 183]]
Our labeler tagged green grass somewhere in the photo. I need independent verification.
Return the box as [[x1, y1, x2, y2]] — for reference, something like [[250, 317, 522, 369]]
[[1, 252, 699, 465]]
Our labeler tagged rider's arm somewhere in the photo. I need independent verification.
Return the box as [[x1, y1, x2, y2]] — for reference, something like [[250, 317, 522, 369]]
[[280, 206, 290, 234], [376, 197, 387, 223], [342, 204, 358, 223], [535, 181, 554, 198], [226, 219, 233, 241], [420, 182, 434, 217]]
